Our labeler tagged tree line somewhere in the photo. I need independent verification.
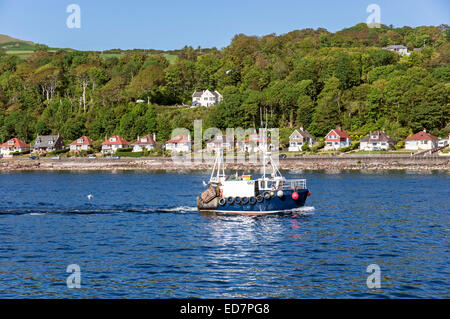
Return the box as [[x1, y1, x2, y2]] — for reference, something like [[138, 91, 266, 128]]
[[0, 23, 448, 147]]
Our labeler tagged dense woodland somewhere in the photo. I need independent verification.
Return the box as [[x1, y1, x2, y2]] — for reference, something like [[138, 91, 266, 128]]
[[0, 23, 449, 148]]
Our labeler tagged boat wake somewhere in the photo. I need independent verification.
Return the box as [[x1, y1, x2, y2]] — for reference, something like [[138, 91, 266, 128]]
[[0, 205, 199, 216], [155, 206, 198, 213]]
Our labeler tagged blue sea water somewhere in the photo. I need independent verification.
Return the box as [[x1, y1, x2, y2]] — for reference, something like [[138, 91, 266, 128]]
[[0, 171, 448, 298]]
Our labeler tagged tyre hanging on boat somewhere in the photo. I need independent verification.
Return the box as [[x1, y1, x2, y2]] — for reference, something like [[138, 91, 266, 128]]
[[241, 197, 249, 205], [249, 197, 257, 205], [263, 191, 271, 200], [256, 195, 264, 203], [227, 197, 234, 205], [235, 197, 241, 204], [219, 198, 226, 206]]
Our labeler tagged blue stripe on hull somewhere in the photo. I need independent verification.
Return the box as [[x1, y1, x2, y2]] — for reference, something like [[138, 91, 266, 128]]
[[216, 189, 309, 214]]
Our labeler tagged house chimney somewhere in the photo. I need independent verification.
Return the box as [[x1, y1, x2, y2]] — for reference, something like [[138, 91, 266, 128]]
[[153, 133, 156, 142], [300, 126, 304, 131], [336, 125, 342, 131], [423, 128, 427, 133]]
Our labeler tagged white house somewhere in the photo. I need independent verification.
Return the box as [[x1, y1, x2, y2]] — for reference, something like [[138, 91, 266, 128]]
[[383, 45, 409, 56], [359, 130, 395, 151], [0, 138, 30, 157], [437, 134, 449, 148], [324, 126, 352, 150], [288, 127, 315, 152], [206, 135, 234, 152], [404, 129, 438, 151], [192, 90, 223, 107], [101, 136, 130, 154], [69, 136, 93, 152], [131, 134, 156, 152], [165, 134, 192, 153], [238, 134, 271, 153]]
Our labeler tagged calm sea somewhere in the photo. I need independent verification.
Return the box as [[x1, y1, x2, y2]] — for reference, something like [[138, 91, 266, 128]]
[[0, 171, 448, 298]]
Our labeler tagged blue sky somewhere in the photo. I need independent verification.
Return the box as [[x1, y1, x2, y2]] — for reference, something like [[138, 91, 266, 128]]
[[0, 0, 448, 51]]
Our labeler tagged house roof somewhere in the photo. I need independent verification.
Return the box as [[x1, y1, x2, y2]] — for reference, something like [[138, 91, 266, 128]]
[[192, 90, 222, 99], [0, 138, 30, 148], [244, 134, 270, 143], [384, 45, 407, 50], [290, 128, 314, 140], [101, 136, 129, 145], [360, 131, 395, 143], [33, 135, 62, 148], [70, 136, 93, 146], [131, 134, 155, 145], [166, 134, 191, 144], [326, 127, 351, 139], [404, 130, 438, 141], [207, 135, 234, 144]]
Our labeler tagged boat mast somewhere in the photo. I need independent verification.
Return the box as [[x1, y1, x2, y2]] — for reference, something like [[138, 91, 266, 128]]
[[209, 147, 226, 185]]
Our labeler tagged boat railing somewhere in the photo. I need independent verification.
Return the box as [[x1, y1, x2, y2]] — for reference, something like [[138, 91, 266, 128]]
[[282, 179, 307, 190]]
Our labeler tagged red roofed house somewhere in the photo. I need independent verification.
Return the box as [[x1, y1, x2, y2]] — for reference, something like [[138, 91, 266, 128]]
[[101, 136, 130, 154], [165, 134, 192, 153], [404, 129, 438, 151], [324, 126, 352, 150], [131, 134, 156, 152], [69, 136, 93, 152], [0, 138, 31, 157], [238, 134, 271, 153]]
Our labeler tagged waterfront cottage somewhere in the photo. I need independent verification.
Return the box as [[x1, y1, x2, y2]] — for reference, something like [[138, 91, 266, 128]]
[[165, 134, 192, 153], [238, 134, 271, 153], [0, 138, 31, 157], [101, 136, 130, 154], [33, 134, 65, 153], [288, 127, 315, 152], [131, 134, 156, 152], [206, 135, 234, 152], [191, 90, 223, 107], [404, 129, 438, 151], [69, 136, 93, 152], [359, 130, 395, 151], [324, 127, 351, 150]]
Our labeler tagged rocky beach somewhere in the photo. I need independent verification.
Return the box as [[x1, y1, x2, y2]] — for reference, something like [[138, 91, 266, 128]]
[[1, 155, 449, 172]]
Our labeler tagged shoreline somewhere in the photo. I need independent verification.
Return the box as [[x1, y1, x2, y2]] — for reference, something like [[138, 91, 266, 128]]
[[1, 155, 449, 173]]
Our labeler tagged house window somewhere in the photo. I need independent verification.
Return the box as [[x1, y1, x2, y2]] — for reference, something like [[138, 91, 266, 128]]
[[371, 135, 378, 139], [77, 139, 83, 143], [8, 141, 14, 145], [48, 141, 53, 144], [381, 142, 386, 145], [110, 138, 116, 142]]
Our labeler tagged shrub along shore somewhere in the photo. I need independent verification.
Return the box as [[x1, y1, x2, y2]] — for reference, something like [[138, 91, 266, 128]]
[[0, 155, 448, 172]]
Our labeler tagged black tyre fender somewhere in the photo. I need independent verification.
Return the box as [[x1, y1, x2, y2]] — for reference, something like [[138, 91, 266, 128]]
[[227, 197, 234, 205], [249, 197, 257, 205], [235, 196, 241, 204], [263, 191, 271, 200], [219, 198, 226, 206], [241, 197, 249, 205], [256, 195, 264, 203]]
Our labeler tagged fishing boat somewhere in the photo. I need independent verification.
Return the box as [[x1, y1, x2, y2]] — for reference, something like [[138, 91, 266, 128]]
[[197, 128, 311, 215]]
